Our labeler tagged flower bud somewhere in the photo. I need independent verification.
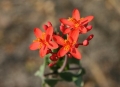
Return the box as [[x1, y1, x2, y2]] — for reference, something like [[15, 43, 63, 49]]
[[50, 53, 58, 61], [48, 62, 56, 67], [83, 40, 89, 46], [43, 25, 48, 31], [46, 49, 52, 54], [87, 34, 94, 41], [86, 25, 92, 31], [47, 21, 52, 26]]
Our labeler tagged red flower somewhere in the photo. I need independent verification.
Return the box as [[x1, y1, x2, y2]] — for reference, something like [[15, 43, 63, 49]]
[[60, 9, 94, 34], [53, 29, 81, 59], [29, 26, 58, 57]]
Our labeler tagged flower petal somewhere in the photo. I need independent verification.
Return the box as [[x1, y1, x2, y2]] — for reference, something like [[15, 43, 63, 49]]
[[60, 24, 71, 34], [86, 25, 92, 31], [47, 41, 58, 49], [69, 29, 79, 43], [57, 47, 69, 57], [85, 16, 94, 22], [70, 47, 81, 59], [47, 21, 52, 26], [60, 24, 65, 33], [60, 18, 74, 27], [46, 26, 53, 41], [43, 22, 52, 31], [72, 9, 80, 20], [39, 45, 48, 58], [43, 25, 48, 31], [34, 28, 42, 38], [63, 28, 71, 34], [83, 40, 89, 46], [79, 26, 87, 34], [53, 35, 65, 46], [87, 34, 94, 41], [29, 42, 40, 50], [81, 16, 94, 25]]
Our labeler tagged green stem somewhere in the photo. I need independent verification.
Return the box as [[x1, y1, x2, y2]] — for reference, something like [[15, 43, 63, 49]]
[[58, 56, 68, 73]]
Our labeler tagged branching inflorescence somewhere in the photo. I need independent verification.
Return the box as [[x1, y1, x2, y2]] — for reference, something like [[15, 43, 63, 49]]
[[29, 9, 94, 67]]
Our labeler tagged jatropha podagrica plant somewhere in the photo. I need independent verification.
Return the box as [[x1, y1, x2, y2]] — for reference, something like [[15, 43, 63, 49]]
[[29, 8, 94, 87]]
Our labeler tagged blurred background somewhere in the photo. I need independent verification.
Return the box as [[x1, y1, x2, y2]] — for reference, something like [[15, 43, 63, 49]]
[[0, 0, 120, 87]]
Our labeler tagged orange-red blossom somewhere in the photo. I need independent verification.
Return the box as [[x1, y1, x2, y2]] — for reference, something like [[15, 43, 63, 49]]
[[29, 8, 94, 67], [53, 29, 81, 59], [60, 9, 94, 34], [29, 26, 58, 58]]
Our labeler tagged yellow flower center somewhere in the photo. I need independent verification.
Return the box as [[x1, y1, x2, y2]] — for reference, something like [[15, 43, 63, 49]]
[[33, 32, 48, 48], [41, 33, 45, 40], [64, 39, 76, 51], [68, 17, 84, 28], [64, 45, 70, 51]]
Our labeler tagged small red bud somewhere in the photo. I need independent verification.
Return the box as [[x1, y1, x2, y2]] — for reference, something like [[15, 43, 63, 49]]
[[67, 53, 72, 58], [43, 25, 48, 31], [48, 62, 56, 67], [46, 49, 52, 54], [50, 56, 54, 60], [83, 40, 89, 46], [50, 53, 58, 61], [86, 25, 92, 31], [75, 44, 79, 48], [87, 34, 94, 41], [47, 21, 52, 26]]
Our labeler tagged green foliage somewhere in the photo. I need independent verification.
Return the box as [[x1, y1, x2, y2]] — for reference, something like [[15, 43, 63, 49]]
[[35, 55, 85, 87], [59, 68, 85, 87], [68, 57, 81, 65], [45, 79, 61, 87], [35, 62, 45, 78], [74, 76, 83, 87], [74, 68, 85, 87], [35, 54, 51, 86], [59, 72, 75, 81]]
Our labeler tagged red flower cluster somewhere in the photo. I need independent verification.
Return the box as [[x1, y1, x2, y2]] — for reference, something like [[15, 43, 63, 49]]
[[29, 9, 94, 67]]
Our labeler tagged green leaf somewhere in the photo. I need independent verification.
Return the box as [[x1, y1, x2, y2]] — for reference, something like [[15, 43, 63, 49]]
[[74, 76, 84, 87], [45, 79, 60, 87], [77, 68, 86, 76], [59, 68, 85, 86], [35, 54, 51, 77], [74, 68, 85, 87], [59, 72, 76, 82], [35, 64, 44, 78], [34, 59, 45, 86], [34, 54, 51, 86], [68, 57, 80, 65]]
